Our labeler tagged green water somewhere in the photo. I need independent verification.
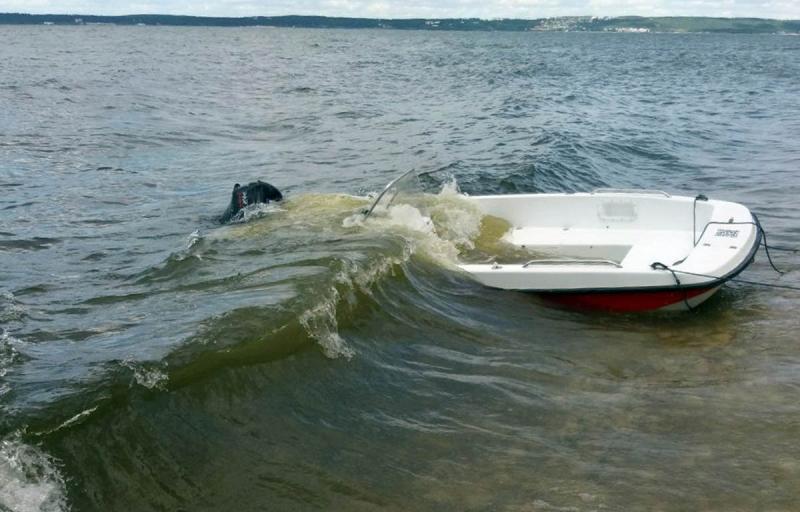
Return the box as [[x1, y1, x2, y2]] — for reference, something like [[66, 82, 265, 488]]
[[1, 26, 799, 511]]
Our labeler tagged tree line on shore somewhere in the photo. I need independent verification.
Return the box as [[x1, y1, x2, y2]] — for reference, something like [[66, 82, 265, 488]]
[[2, 13, 799, 34]]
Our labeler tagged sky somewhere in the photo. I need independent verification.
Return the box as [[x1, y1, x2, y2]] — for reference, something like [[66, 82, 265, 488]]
[[1, 0, 798, 20]]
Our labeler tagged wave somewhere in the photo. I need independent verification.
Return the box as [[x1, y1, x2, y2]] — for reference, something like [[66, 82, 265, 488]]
[[0, 174, 551, 441], [0, 181, 508, 509], [160, 184, 487, 375], [0, 182, 506, 509]]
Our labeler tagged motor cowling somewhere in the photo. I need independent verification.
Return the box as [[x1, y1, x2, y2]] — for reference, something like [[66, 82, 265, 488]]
[[219, 180, 283, 223]]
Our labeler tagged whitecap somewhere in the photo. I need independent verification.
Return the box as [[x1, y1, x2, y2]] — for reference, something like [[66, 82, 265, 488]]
[[0, 330, 21, 379], [39, 406, 99, 436], [186, 229, 202, 249], [299, 287, 354, 360], [0, 292, 26, 323], [349, 178, 485, 267], [0, 438, 67, 512], [122, 359, 169, 390]]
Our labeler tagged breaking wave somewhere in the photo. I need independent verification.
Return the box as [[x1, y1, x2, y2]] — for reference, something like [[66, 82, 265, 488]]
[[299, 288, 354, 360], [0, 292, 26, 323], [0, 437, 67, 512]]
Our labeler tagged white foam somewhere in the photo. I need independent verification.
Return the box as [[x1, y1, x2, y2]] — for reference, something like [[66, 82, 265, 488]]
[[336, 250, 411, 298], [438, 176, 462, 197], [40, 407, 99, 436], [348, 179, 484, 268], [228, 202, 284, 224], [133, 366, 168, 390], [0, 330, 20, 379], [429, 197, 482, 250], [383, 203, 437, 234], [299, 287, 354, 360], [122, 359, 168, 390], [0, 292, 26, 323], [0, 438, 67, 512], [186, 229, 202, 249]]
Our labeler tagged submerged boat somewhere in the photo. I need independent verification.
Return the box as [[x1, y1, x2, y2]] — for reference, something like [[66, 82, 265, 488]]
[[457, 189, 761, 312], [365, 171, 762, 312]]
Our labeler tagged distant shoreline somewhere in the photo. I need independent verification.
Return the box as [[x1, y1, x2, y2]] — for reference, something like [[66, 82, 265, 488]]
[[2, 13, 799, 34]]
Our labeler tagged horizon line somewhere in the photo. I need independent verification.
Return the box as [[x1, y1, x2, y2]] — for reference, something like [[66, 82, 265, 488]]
[[4, 13, 800, 22]]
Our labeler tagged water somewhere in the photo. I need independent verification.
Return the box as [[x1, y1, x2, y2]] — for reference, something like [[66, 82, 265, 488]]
[[1, 25, 800, 511]]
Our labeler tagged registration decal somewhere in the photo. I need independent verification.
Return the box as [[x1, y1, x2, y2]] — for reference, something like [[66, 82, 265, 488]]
[[714, 229, 740, 238]]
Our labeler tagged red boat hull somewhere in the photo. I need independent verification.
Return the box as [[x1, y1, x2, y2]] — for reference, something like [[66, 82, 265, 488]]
[[540, 286, 719, 312]]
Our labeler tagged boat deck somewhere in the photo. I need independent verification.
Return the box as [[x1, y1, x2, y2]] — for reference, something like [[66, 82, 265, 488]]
[[506, 226, 692, 269]]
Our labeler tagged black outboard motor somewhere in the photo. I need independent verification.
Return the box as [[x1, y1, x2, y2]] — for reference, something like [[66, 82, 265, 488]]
[[219, 180, 283, 223]]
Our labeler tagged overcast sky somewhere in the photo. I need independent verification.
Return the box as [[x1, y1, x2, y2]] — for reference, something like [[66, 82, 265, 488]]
[[2, 0, 798, 20]]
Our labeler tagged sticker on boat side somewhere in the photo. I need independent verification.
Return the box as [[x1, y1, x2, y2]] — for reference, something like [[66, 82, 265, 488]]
[[714, 229, 739, 238]]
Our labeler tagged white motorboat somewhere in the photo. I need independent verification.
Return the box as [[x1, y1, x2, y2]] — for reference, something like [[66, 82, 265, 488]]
[[365, 171, 762, 312]]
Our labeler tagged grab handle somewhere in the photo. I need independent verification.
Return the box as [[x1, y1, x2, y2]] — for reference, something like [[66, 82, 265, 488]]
[[591, 188, 671, 198], [521, 259, 622, 268]]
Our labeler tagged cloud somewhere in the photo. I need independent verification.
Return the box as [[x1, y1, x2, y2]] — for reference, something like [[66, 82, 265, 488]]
[[0, 0, 797, 18]]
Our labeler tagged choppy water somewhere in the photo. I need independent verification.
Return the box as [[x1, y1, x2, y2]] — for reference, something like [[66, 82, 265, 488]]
[[1, 25, 800, 511]]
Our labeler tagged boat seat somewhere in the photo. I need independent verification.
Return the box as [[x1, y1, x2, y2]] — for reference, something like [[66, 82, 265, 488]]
[[621, 235, 692, 269], [506, 227, 693, 269]]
